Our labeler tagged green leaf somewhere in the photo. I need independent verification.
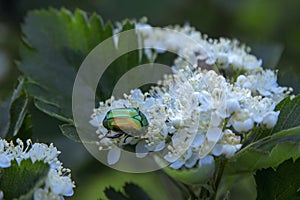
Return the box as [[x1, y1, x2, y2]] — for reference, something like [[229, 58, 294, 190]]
[[255, 159, 300, 200], [75, 168, 176, 200], [123, 183, 152, 200], [11, 113, 33, 142], [224, 126, 300, 175], [4, 77, 32, 141], [19, 9, 149, 142], [96, 20, 143, 100], [103, 182, 152, 200], [0, 159, 49, 200], [103, 187, 128, 200], [216, 174, 257, 200], [271, 94, 300, 133], [59, 123, 81, 142], [19, 8, 114, 123], [59, 123, 98, 144]]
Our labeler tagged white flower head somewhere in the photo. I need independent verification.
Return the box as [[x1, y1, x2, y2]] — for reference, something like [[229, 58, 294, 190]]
[[0, 138, 75, 199], [90, 23, 292, 172], [136, 24, 263, 73]]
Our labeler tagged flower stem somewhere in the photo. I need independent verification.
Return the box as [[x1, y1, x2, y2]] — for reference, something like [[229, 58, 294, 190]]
[[242, 126, 258, 146], [212, 157, 226, 199]]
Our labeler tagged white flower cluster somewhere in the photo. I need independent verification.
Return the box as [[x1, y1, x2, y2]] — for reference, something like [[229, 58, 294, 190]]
[[0, 138, 74, 200], [90, 24, 291, 170], [136, 24, 262, 73], [136, 23, 291, 102]]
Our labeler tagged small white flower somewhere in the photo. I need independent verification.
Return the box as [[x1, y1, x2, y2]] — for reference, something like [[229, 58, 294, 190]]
[[231, 109, 254, 132], [262, 111, 280, 129], [0, 153, 12, 168], [46, 169, 74, 197], [236, 69, 291, 103], [212, 144, 242, 158]]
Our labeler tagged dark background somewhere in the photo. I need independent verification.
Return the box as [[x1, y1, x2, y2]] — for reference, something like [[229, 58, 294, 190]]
[[0, 0, 299, 199]]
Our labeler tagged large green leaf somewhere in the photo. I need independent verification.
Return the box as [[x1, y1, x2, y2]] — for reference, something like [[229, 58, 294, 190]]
[[0, 159, 49, 200], [224, 126, 300, 175], [96, 19, 146, 101], [255, 159, 300, 200], [19, 9, 148, 141], [19, 8, 114, 123]]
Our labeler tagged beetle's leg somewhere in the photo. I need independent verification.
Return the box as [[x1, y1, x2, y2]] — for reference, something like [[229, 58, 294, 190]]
[[106, 133, 123, 139], [100, 131, 124, 140], [123, 135, 131, 143]]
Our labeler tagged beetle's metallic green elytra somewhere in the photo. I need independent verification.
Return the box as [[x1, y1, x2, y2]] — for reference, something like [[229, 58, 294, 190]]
[[103, 107, 149, 138]]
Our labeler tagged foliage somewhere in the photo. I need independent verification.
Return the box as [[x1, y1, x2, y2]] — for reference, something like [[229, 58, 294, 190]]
[[0, 77, 32, 141], [103, 183, 152, 200], [19, 8, 148, 141], [255, 159, 300, 200], [0, 160, 49, 200]]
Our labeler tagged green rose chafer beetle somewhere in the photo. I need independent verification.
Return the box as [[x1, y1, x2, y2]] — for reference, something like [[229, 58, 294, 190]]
[[102, 107, 149, 140]]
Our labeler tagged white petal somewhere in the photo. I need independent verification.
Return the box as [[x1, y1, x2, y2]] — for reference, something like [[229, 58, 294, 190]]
[[89, 115, 102, 127], [0, 141, 4, 151], [154, 141, 165, 152], [143, 97, 155, 109], [169, 160, 185, 169], [62, 183, 74, 197], [210, 112, 222, 127], [135, 141, 149, 158], [232, 118, 254, 132], [223, 145, 236, 158], [226, 99, 240, 114], [131, 89, 144, 103], [164, 153, 180, 163], [263, 111, 279, 129], [211, 144, 223, 156], [107, 147, 121, 165], [206, 128, 222, 143], [191, 134, 205, 148], [184, 153, 198, 168], [161, 124, 168, 138], [0, 154, 11, 168], [199, 155, 214, 167]]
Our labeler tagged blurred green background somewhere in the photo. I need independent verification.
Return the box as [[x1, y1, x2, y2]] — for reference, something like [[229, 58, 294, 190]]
[[0, 0, 299, 199]]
